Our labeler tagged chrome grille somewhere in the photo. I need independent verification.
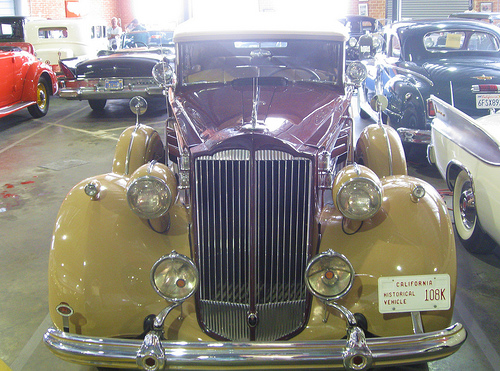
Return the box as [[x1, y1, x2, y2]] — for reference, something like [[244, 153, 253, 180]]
[[194, 149, 312, 341]]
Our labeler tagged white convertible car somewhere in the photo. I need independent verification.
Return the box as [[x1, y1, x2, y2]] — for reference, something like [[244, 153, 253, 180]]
[[428, 95, 500, 254]]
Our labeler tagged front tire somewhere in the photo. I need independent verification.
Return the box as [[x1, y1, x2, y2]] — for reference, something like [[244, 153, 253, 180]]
[[453, 170, 495, 254], [28, 78, 50, 118], [89, 99, 107, 110]]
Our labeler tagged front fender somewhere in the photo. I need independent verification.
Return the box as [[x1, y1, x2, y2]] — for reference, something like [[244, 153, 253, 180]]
[[48, 173, 194, 338], [385, 75, 427, 129], [319, 175, 456, 337], [355, 123, 407, 177]]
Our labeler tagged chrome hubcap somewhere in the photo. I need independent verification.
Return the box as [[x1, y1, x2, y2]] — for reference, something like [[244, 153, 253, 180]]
[[459, 187, 476, 230]]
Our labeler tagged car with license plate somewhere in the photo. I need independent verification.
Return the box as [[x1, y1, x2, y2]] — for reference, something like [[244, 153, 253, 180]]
[[0, 43, 58, 118], [43, 14, 465, 370], [339, 15, 382, 62], [359, 18, 500, 151], [57, 30, 174, 110], [429, 95, 500, 254]]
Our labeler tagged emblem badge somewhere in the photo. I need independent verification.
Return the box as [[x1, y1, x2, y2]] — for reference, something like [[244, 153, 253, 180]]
[[247, 312, 259, 328], [473, 75, 493, 81]]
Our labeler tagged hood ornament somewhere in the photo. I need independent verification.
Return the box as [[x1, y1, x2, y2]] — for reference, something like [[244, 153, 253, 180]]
[[473, 75, 493, 81], [242, 77, 267, 131]]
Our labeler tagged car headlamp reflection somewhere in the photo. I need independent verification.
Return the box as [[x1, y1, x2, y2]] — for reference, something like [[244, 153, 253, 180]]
[[151, 251, 199, 302], [305, 249, 354, 300]]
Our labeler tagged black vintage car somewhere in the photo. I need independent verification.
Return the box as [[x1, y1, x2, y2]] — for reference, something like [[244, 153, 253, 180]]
[[359, 19, 500, 147], [339, 15, 382, 61], [58, 30, 174, 110]]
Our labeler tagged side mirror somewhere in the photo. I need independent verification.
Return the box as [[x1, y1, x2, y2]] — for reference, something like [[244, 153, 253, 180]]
[[129, 96, 148, 125]]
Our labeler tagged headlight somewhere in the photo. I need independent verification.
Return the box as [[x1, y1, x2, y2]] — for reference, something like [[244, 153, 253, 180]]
[[151, 251, 199, 302], [127, 162, 177, 219], [152, 60, 174, 86], [333, 164, 383, 221], [337, 177, 382, 220], [346, 61, 367, 84], [305, 249, 354, 300], [348, 36, 357, 48]]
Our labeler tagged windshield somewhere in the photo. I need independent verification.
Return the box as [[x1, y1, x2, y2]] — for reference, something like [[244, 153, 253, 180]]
[[0, 19, 24, 42], [120, 30, 173, 49], [177, 39, 343, 85]]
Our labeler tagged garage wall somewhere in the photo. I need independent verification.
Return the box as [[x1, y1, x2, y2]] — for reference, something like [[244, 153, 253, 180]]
[[0, 0, 15, 15], [387, 0, 470, 20]]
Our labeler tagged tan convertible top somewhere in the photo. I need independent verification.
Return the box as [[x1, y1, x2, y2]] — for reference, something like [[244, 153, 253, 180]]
[[174, 13, 348, 43]]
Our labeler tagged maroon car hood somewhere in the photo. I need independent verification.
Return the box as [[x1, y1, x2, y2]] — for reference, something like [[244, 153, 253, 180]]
[[171, 79, 349, 154]]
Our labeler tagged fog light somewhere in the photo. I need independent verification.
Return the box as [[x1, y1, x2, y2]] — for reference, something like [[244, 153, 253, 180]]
[[151, 251, 199, 302], [305, 249, 354, 300]]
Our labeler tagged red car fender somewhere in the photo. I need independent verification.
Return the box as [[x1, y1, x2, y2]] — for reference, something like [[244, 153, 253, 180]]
[[21, 60, 58, 102]]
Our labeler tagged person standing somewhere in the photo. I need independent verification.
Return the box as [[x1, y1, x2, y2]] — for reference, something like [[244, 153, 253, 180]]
[[107, 17, 122, 50]]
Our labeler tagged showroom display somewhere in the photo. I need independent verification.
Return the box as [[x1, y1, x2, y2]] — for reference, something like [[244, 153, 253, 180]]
[[359, 18, 500, 147], [43, 14, 465, 370], [429, 95, 500, 254], [0, 19, 58, 118], [58, 30, 174, 110]]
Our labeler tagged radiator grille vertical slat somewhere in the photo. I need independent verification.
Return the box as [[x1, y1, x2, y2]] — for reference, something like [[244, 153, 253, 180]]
[[195, 149, 311, 341]]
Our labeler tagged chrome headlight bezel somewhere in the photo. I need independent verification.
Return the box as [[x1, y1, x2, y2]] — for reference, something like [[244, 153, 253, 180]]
[[305, 249, 355, 301], [127, 175, 173, 219], [336, 176, 382, 220], [151, 251, 199, 302], [348, 36, 358, 48], [346, 61, 367, 84]]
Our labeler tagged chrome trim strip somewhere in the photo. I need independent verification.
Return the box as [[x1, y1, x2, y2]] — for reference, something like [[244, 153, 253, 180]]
[[44, 323, 466, 370]]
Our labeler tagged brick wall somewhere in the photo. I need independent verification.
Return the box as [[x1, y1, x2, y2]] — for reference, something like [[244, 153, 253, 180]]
[[347, 0, 387, 20], [474, 0, 499, 12], [24, 0, 494, 27], [27, 0, 135, 30]]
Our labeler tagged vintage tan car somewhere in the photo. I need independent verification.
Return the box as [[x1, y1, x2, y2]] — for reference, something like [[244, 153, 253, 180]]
[[43, 14, 466, 370]]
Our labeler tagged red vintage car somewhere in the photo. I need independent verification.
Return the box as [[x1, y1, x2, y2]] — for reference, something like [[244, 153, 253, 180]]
[[0, 20, 58, 119]]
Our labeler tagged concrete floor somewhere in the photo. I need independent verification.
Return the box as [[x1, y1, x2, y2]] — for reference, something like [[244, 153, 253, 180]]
[[0, 96, 499, 370]]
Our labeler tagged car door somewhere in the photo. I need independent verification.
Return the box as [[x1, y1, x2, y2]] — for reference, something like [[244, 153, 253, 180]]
[[0, 51, 16, 107]]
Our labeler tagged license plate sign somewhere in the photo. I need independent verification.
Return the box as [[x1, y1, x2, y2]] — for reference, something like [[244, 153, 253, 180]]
[[105, 79, 123, 91], [476, 93, 500, 109], [378, 274, 450, 313]]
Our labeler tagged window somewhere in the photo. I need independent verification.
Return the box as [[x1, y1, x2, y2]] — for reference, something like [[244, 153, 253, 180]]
[[390, 35, 401, 58], [38, 27, 68, 39]]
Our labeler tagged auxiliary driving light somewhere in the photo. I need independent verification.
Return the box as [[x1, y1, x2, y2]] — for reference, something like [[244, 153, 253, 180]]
[[305, 249, 354, 300], [151, 251, 199, 302]]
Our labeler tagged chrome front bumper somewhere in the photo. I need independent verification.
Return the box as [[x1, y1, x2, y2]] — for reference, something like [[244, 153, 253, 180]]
[[44, 322, 466, 370], [397, 128, 432, 144], [59, 84, 163, 100]]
